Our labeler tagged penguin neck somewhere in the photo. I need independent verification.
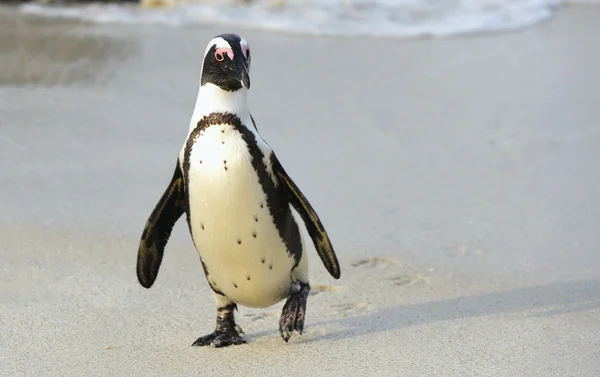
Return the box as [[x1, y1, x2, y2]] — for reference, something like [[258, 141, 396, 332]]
[[190, 83, 249, 129]]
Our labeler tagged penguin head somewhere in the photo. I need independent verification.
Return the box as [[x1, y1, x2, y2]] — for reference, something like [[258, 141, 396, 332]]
[[200, 33, 251, 92]]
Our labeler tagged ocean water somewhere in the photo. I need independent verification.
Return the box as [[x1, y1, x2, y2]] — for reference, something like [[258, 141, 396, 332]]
[[17, 0, 600, 38]]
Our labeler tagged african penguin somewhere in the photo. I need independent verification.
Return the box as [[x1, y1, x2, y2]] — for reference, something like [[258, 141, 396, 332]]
[[136, 33, 340, 348]]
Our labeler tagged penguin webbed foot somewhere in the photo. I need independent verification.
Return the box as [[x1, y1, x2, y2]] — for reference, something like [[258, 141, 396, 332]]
[[191, 327, 246, 348], [279, 282, 310, 342], [192, 303, 246, 348]]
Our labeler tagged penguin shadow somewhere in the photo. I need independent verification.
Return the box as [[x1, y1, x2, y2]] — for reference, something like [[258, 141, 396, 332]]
[[298, 278, 600, 344]]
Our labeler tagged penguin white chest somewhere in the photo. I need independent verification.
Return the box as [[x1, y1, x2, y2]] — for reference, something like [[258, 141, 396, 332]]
[[185, 124, 298, 308]]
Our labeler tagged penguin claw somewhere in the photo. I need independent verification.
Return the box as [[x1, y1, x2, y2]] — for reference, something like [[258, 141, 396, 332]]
[[192, 329, 246, 348], [279, 282, 310, 343]]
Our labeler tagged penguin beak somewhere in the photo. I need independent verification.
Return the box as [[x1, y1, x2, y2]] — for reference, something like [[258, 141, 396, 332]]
[[236, 55, 250, 89]]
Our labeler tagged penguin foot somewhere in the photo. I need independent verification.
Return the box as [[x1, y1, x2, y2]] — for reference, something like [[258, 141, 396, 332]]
[[279, 282, 310, 342], [192, 303, 246, 348], [191, 328, 246, 348]]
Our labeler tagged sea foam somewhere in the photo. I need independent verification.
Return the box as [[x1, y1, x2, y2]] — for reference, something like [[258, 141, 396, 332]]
[[18, 0, 596, 38]]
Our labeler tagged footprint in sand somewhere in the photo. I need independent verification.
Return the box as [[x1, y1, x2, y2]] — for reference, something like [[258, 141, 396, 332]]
[[351, 257, 398, 268], [309, 284, 341, 296], [333, 302, 371, 317], [389, 273, 429, 287]]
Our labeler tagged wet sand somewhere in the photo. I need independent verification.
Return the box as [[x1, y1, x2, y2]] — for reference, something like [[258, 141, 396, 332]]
[[1, 5, 599, 377]]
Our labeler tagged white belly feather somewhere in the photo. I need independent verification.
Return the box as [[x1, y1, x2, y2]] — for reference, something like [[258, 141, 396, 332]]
[[185, 123, 297, 308]]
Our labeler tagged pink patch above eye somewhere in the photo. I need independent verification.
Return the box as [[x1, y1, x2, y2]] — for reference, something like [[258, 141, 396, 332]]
[[215, 47, 234, 62], [241, 45, 249, 57]]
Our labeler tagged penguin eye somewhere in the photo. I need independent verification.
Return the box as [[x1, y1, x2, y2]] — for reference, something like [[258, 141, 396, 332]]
[[214, 47, 233, 62]]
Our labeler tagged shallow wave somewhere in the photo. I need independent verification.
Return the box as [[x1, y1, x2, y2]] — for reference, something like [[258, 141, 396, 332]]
[[17, 0, 595, 38]]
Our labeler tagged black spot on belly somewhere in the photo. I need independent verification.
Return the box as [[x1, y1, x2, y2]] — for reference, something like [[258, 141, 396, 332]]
[[201, 223, 204, 230], [259, 202, 264, 208], [224, 166, 228, 171], [252, 231, 257, 238], [184, 113, 303, 269], [261, 258, 265, 264], [199, 160, 203, 164], [237, 239, 242, 245], [246, 275, 251, 281], [233, 283, 238, 288], [269, 264, 273, 270]]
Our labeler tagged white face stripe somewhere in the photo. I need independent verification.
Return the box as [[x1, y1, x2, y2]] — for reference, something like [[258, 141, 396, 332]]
[[202, 37, 232, 60], [202, 36, 250, 59], [239, 37, 250, 68]]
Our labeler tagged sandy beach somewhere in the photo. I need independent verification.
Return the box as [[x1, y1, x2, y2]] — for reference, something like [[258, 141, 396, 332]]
[[1, 4, 599, 376]]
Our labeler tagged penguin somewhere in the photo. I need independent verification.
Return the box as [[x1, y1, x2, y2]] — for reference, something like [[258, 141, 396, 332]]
[[136, 33, 340, 348]]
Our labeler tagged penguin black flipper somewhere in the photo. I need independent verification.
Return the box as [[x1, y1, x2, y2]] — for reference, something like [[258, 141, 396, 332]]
[[137, 161, 187, 288], [271, 155, 341, 279]]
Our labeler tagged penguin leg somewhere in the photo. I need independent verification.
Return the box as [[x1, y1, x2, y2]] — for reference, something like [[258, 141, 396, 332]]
[[279, 247, 310, 342], [192, 294, 246, 348]]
